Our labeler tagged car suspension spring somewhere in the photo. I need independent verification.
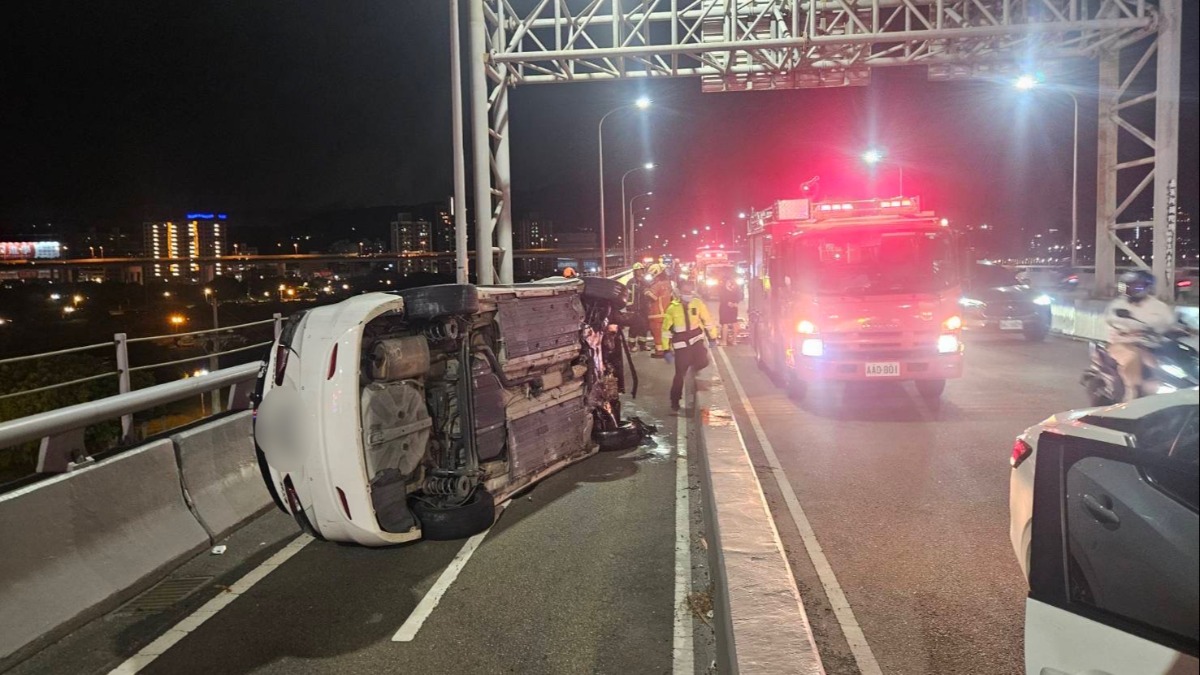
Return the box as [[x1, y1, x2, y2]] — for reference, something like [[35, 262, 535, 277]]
[[424, 320, 460, 342], [422, 474, 472, 499]]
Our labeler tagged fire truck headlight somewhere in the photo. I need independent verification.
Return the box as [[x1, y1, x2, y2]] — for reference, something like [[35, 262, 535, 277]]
[[937, 334, 960, 354], [942, 315, 963, 331], [800, 338, 824, 357], [796, 320, 817, 335], [706, 278, 718, 287]]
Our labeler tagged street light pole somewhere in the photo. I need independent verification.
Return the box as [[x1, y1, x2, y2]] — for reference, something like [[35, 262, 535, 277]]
[[1015, 76, 1081, 267], [629, 191, 653, 261], [621, 163, 655, 264], [204, 288, 221, 413], [597, 98, 650, 277], [449, 0, 469, 284]]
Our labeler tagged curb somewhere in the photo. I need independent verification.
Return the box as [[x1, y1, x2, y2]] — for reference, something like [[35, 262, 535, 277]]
[[690, 370, 826, 675]]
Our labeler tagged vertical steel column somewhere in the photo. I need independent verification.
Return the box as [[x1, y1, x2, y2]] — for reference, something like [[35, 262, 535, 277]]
[[450, 0, 470, 284], [1094, 50, 1120, 297], [469, 0, 495, 285], [493, 81, 515, 284], [1152, 0, 1181, 302]]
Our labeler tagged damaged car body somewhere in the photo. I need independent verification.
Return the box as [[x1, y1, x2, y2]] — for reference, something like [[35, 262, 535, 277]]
[[251, 278, 648, 546]]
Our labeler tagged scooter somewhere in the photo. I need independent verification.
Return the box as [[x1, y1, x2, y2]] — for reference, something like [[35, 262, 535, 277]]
[[1081, 309, 1200, 406]]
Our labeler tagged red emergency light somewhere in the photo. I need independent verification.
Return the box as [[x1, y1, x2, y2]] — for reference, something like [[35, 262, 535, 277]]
[[813, 197, 921, 219]]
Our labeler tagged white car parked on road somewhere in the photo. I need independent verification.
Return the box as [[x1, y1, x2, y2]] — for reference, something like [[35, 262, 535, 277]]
[[1009, 390, 1199, 674]]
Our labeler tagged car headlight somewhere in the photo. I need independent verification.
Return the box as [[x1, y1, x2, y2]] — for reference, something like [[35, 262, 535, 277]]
[[1033, 294, 1053, 306], [937, 334, 960, 354], [1160, 363, 1187, 380], [800, 338, 823, 357], [959, 298, 985, 308]]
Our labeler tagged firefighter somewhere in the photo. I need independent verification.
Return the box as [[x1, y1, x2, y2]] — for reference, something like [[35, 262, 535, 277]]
[[626, 263, 651, 351], [645, 264, 674, 358], [661, 280, 717, 411]]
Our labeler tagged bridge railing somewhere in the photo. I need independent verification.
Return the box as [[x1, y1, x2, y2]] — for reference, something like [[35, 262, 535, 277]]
[[0, 316, 283, 476]]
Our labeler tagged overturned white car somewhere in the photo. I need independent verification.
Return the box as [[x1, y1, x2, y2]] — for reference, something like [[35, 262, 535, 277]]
[[252, 279, 644, 546]]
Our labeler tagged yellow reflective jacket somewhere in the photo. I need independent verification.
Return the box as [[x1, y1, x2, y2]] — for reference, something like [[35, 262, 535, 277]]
[[661, 297, 717, 351]]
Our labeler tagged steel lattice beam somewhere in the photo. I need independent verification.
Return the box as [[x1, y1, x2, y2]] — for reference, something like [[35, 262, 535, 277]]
[[469, 0, 1179, 297]]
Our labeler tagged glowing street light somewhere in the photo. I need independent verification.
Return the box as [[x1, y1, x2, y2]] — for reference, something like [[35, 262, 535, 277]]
[[1014, 73, 1039, 91], [1014, 73, 1081, 266], [862, 148, 884, 165], [598, 98, 652, 276]]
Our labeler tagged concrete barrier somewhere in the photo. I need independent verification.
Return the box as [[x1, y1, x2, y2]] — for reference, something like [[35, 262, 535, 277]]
[[1052, 298, 1200, 342], [0, 440, 210, 669], [692, 373, 825, 674], [172, 411, 272, 542]]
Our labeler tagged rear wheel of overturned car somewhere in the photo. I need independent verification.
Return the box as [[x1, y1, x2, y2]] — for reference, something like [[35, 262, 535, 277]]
[[411, 488, 496, 541], [398, 284, 480, 320], [915, 379, 946, 400]]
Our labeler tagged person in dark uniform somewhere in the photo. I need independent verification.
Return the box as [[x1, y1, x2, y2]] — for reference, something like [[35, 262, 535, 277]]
[[718, 278, 742, 346], [661, 281, 717, 411]]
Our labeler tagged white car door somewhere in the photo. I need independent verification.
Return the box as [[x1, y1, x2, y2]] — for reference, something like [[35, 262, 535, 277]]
[[1024, 412, 1199, 675]]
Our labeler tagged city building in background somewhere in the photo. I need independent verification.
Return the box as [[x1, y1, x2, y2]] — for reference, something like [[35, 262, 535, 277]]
[[389, 213, 436, 275], [144, 213, 226, 281], [0, 241, 62, 260], [517, 213, 555, 278]]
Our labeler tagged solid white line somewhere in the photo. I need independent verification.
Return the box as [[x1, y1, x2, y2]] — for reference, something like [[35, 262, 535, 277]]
[[673, 413, 695, 675], [108, 534, 314, 675], [716, 348, 883, 675], [392, 501, 508, 642]]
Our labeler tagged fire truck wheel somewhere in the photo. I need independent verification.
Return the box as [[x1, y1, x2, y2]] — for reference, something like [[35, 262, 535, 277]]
[[916, 379, 946, 400]]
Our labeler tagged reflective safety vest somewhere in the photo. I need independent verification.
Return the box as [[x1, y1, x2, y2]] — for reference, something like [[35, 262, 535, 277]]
[[661, 297, 717, 351]]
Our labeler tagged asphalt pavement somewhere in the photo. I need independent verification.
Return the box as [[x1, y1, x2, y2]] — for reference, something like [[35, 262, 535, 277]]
[[12, 352, 716, 675], [715, 332, 1092, 674]]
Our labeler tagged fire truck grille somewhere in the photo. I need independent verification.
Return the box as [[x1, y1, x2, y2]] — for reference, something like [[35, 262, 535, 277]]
[[822, 331, 938, 358]]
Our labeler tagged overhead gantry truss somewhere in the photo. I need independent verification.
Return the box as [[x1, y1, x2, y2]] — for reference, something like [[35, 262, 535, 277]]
[[468, 0, 1179, 299]]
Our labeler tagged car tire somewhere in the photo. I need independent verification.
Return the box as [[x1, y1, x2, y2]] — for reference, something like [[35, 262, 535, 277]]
[[582, 277, 628, 307], [411, 488, 496, 541], [915, 379, 946, 399], [398, 284, 479, 320]]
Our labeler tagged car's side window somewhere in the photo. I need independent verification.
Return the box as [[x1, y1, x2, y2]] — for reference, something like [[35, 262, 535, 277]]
[[1064, 455, 1200, 644], [1130, 405, 1195, 457]]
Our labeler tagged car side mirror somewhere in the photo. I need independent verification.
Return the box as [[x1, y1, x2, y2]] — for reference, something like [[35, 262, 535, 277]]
[[1114, 308, 1133, 319]]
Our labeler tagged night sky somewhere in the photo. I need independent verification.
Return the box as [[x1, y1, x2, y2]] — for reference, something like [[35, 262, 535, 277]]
[[2, 2, 1197, 252]]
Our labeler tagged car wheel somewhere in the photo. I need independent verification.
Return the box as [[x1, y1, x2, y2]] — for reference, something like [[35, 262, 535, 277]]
[[398, 284, 479, 320], [582, 277, 628, 307], [1023, 325, 1049, 342], [916, 379, 946, 400], [411, 488, 496, 541]]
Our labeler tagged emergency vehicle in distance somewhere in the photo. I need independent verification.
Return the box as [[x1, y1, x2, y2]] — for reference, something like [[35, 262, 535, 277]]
[[747, 196, 964, 401], [693, 247, 743, 300]]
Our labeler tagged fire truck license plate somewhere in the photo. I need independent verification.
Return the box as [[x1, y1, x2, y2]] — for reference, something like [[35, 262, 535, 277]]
[[865, 362, 901, 377], [999, 319, 1023, 330]]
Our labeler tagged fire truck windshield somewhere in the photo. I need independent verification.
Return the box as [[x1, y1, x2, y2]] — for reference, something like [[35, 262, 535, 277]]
[[791, 229, 956, 296]]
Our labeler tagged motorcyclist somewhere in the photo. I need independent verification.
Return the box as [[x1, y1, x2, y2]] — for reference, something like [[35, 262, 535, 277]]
[[1105, 270, 1177, 401]]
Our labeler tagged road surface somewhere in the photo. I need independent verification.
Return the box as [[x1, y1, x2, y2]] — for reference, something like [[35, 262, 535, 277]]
[[716, 332, 1092, 674]]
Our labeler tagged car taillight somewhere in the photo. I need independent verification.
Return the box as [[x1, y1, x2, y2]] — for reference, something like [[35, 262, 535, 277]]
[[327, 343, 338, 380], [1011, 438, 1033, 468], [273, 345, 290, 386]]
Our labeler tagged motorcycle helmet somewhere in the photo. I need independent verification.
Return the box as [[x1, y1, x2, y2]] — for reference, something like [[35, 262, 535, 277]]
[[632, 262, 644, 271], [1117, 270, 1155, 300]]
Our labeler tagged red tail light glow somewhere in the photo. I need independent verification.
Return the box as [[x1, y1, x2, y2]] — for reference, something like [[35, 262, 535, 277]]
[[273, 345, 290, 386], [1011, 438, 1033, 468]]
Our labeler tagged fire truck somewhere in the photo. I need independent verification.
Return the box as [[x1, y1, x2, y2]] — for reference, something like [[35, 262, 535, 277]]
[[747, 196, 964, 401]]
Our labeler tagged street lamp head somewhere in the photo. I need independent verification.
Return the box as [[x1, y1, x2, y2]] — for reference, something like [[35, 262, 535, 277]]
[[635, 97, 651, 109], [862, 149, 884, 164], [1014, 74, 1039, 91], [647, 191, 654, 195], [644, 162, 656, 170], [738, 212, 747, 219]]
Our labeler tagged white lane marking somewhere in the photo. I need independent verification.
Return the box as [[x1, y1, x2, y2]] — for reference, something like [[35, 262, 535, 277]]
[[717, 348, 884, 675], [392, 501, 509, 642], [108, 534, 314, 674], [674, 412, 695, 675]]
